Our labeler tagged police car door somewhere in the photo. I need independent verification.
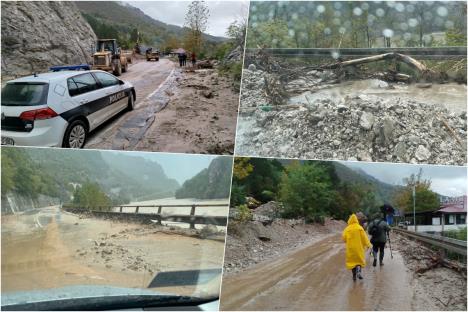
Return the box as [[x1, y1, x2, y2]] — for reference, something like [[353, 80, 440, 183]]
[[67, 73, 106, 131], [92, 72, 128, 120]]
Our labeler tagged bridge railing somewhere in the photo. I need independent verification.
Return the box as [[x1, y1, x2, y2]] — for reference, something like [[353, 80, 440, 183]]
[[245, 46, 467, 60], [62, 203, 229, 228]]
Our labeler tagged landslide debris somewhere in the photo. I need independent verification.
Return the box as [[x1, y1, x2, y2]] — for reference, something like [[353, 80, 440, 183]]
[[393, 232, 467, 311], [224, 201, 346, 275], [236, 68, 466, 165]]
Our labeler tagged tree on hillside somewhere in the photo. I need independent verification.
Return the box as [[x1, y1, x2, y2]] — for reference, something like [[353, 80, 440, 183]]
[[72, 182, 111, 210], [279, 162, 335, 221], [184, 0, 210, 54], [394, 169, 439, 213]]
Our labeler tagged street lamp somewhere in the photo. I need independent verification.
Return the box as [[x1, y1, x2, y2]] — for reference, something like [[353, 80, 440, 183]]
[[413, 184, 416, 232]]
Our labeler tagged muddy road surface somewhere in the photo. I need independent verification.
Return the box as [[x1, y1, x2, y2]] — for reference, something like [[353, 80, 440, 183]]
[[2, 206, 224, 298], [221, 233, 430, 311], [85, 58, 176, 150], [85, 58, 238, 154]]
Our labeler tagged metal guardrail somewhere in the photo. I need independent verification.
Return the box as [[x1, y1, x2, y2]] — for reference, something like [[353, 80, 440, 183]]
[[64, 204, 228, 228], [393, 228, 467, 256], [246, 46, 467, 60]]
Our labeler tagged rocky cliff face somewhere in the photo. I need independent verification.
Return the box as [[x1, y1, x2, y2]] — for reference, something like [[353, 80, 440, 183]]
[[1, 1, 96, 82]]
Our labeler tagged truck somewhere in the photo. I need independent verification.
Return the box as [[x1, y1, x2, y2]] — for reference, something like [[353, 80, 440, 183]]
[[121, 50, 134, 64], [92, 39, 128, 76], [145, 48, 160, 61]]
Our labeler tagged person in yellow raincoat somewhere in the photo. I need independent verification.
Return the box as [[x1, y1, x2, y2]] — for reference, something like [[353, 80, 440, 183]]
[[342, 213, 372, 281]]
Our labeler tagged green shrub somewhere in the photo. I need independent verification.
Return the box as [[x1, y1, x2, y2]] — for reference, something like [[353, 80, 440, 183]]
[[443, 227, 467, 241], [237, 204, 252, 222]]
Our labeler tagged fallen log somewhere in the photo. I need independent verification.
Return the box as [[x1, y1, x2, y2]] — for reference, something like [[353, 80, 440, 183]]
[[321, 52, 437, 80]]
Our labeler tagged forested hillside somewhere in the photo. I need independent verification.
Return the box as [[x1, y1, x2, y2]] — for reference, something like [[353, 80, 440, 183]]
[[1, 147, 179, 204], [76, 1, 225, 51], [230, 158, 426, 221], [247, 1, 467, 48], [175, 157, 233, 199]]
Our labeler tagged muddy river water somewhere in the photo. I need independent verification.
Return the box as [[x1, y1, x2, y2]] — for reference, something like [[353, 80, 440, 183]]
[[1, 206, 225, 301], [289, 80, 467, 114]]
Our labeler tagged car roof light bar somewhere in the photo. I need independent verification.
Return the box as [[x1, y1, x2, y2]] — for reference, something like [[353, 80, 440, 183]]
[[49, 64, 91, 72]]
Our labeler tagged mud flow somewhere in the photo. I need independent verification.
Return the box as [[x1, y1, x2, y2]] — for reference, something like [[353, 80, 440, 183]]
[[1, 206, 225, 299], [221, 234, 416, 311]]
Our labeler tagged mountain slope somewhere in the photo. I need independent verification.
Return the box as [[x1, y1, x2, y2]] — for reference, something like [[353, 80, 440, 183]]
[[19, 148, 178, 201], [76, 1, 226, 48], [1, 1, 96, 81], [175, 157, 233, 199], [333, 162, 403, 204]]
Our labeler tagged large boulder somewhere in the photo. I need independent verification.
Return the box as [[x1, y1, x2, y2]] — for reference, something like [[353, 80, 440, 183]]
[[1, 1, 97, 82]]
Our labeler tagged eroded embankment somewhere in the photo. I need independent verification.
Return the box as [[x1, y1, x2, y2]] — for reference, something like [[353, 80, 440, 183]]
[[223, 211, 345, 275]]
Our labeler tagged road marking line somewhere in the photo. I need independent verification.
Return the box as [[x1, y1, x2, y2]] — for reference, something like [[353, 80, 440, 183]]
[[35, 216, 43, 228], [145, 68, 176, 100]]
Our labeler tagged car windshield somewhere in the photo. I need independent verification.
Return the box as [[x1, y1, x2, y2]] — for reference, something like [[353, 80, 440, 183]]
[[1, 147, 231, 310], [1, 83, 49, 106]]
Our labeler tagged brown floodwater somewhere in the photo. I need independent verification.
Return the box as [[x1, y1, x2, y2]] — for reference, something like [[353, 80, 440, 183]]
[[289, 80, 467, 114], [220, 233, 414, 311], [1, 206, 225, 299]]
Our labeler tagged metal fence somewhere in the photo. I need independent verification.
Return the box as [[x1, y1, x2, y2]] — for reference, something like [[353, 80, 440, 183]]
[[246, 46, 467, 60], [63, 204, 228, 229]]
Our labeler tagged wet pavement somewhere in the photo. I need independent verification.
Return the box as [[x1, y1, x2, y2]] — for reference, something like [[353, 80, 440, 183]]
[[220, 233, 415, 311], [85, 58, 176, 150]]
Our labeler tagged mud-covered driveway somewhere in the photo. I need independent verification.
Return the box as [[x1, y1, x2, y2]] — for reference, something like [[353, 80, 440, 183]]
[[85, 58, 176, 150], [220, 233, 433, 311]]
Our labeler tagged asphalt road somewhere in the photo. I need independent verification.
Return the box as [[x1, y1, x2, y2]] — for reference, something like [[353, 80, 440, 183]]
[[220, 233, 415, 311], [85, 58, 176, 150]]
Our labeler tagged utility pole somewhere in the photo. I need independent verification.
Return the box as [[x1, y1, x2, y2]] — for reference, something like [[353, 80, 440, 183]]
[[413, 184, 416, 232]]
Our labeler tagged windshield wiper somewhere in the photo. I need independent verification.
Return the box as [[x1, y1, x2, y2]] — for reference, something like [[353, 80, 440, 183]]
[[1, 286, 218, 311]]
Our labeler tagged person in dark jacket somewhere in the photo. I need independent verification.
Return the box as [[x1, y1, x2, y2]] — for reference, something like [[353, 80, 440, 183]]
[[367, 213, 391, 266], [182, 53, 187, 66], [178, 53, 184, 67], [191, 52, 197, 66]]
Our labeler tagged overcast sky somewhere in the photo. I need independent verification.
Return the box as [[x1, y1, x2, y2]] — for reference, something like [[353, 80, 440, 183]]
[[124, 1, 249, 37], [342, 161, 467, 197]]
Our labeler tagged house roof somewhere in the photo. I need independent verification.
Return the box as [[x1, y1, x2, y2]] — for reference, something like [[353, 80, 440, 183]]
[[437, 196, 467, 214]]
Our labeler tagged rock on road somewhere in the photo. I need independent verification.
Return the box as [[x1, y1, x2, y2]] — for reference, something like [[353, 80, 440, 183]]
[[220, 233, 417, 311], [85, 58, 176, 150]]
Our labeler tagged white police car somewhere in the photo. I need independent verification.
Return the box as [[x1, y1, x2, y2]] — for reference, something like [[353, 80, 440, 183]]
[[1, 65, 135, 148]]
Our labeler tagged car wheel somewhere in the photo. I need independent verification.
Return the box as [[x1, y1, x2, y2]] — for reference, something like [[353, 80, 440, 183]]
[[127, 93, 134, 111], [114, 62, 122, 76], [63, 120, 87, 148]]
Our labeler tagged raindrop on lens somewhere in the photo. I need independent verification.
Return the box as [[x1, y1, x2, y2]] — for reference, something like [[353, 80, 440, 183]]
[[395, 3, 405, 12], [382, 29, 394, 38], [376, 8, 385, 17], [408, 18, 418, 27], [317, 5, 325, 13], [353, 7, 363, 16], [331, 51, 340, 59], [437, 6, 448, 17]]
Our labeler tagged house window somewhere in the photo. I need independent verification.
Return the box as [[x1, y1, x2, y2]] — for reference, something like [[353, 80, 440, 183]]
[[448, 214, 455, 224], [432, 217, 440, 225]]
